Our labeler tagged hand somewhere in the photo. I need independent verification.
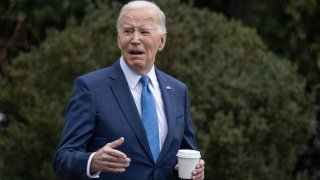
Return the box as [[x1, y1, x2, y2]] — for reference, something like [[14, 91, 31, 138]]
[[192, 159, 205, 180], [90, 137, 131, 173], [175, 159, 205, 180]]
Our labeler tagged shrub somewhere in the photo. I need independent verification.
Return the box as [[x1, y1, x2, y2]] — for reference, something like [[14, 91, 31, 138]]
[[0, 0, 315, 179]]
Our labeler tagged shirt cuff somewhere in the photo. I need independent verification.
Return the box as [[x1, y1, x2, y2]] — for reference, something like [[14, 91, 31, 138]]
[[87, 152, 101, 178]]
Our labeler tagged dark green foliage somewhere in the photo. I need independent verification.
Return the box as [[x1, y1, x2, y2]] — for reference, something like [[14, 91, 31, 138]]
[[157, 2, 314, 179], [0, 1, 122, 179], [0, 0, 88, 77], [0, 0, 315, 179], [183, 0, 320, 90], [0, 0, 87, 43], [180, 0, 320, 177]]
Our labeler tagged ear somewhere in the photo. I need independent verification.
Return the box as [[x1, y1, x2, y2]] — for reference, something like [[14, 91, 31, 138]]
[[117, 33, 121, 49], [158, 33, 167, 51]]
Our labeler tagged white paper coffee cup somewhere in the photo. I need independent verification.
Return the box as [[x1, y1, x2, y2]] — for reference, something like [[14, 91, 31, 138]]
[[176, 149, 201, 179]]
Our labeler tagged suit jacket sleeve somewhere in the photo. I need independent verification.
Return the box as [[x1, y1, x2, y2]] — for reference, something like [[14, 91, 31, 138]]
[[53, 77, 96, 179], [181, 87, 198, 150], [171, 85, 198, 180]]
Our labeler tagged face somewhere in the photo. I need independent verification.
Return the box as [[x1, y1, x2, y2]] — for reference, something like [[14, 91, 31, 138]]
[[118, 7, 166, 75]]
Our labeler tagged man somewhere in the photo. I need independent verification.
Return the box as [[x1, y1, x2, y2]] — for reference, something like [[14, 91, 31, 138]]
[[53, 1, 205, 179]]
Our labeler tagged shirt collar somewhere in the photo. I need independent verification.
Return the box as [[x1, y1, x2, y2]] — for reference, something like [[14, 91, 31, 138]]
[[120, 56, 157, 90]]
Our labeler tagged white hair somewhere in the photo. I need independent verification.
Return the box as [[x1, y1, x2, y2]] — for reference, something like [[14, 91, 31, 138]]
[[116, 0, 167, 35]]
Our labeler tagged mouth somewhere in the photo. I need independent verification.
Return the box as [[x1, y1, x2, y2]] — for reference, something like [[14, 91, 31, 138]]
[[129, 50, 144, 55]]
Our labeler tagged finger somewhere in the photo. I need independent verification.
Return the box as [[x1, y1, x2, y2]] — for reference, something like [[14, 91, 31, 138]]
[[91, 138, 129, 173], [104, 161, 130, 169], [192, 166, 204, 174], [102, 154, 131, 164], [192, 166, 204, 180], [192, 167, 204, 180], [103, 167, 126, 173], [103, 137, 127, 158], [192, 172, 204, 180], [106, 137, 125, 149], [196, 159, 205, 168], [102, 146, 128, 159], [100, 164, 127, 173], [175, 164, 178, 171], [99, 156, 131, 173]]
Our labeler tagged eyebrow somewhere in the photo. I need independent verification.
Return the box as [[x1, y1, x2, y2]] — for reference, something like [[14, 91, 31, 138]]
[[121, 25, 155, 31]]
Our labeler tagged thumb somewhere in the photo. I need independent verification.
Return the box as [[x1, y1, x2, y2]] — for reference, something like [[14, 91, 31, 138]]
[[107, 137, 125, 149]]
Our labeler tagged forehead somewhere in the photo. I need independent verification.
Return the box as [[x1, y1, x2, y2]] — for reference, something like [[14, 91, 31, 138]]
[[120, 7, 159, 27]]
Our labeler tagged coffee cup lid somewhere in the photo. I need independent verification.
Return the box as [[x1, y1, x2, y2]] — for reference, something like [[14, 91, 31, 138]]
[[177, 149, 201, 158]]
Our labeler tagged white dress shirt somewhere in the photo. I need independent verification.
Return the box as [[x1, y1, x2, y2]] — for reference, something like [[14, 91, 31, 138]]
[[87, 57, 168, 178], [120, 57, 168, 148]]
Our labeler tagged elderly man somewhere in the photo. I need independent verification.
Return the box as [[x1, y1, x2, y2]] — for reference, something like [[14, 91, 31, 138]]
[[53, 1, 205, 179]]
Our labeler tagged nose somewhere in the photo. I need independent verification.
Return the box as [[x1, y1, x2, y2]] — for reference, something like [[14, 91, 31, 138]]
[[131, 32, 141, 45]]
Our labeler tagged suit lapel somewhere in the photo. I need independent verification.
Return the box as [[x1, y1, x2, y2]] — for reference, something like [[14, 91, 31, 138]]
[[108, 61, 154, 162], [155, 70, 177, 164]]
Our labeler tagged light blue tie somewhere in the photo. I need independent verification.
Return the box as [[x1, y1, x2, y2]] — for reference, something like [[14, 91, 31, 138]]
[[140, 75, 160, 162]]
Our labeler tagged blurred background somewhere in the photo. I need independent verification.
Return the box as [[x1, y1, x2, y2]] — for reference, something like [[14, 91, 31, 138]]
[[0, 0, 319, 179]]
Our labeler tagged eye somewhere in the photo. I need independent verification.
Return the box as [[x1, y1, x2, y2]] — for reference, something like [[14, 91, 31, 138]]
[[141, 30, 151, 35], [123, 28, 133, 34]]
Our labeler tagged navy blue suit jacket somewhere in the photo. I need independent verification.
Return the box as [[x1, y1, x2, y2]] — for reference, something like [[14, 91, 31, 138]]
[[53, 60, 198, 179]]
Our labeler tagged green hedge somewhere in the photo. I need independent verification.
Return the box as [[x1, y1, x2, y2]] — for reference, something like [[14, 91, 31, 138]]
[[0, 0, 315, 179]]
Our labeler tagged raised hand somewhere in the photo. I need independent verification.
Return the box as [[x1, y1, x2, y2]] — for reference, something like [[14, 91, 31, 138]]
[[90, 137, 131, 173]]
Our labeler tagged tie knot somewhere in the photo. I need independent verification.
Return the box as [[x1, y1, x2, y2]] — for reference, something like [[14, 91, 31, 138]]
[[140, 75, 150, 86]]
